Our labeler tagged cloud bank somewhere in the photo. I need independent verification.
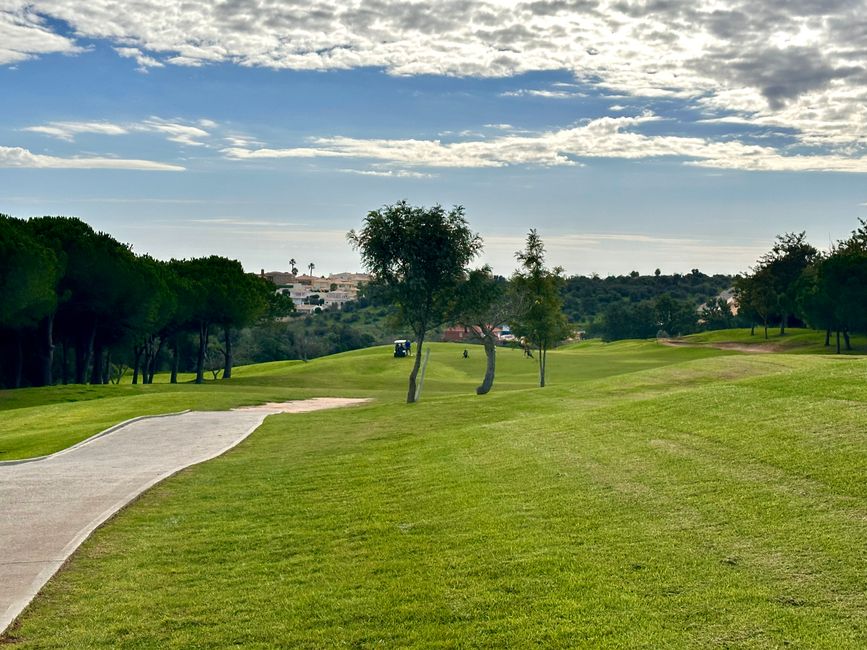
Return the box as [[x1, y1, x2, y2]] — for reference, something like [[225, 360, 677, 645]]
[[5, 1, 867, 170]]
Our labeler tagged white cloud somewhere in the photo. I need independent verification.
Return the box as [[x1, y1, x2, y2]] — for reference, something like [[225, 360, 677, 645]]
[[7, 1, 867, 165], [0, 5, 81, 65], [0, 145, 184, 170], [23, 121, 129, 141], [222, 114, 867, 173], [114, 46, 163, 71], [23, 118, 213, 146], [336, 168, 436, 179]]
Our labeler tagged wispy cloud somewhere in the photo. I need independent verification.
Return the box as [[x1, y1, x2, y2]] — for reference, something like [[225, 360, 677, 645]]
[[23, 117, 214, 146], [0, 145, 184, 171], [335, 168, 436, 179], [221, 114, 867, 173], [114, 46, 164, 72]]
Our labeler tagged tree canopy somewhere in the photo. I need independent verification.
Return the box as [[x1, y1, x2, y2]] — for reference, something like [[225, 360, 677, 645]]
[[348, 201, 482, 402]]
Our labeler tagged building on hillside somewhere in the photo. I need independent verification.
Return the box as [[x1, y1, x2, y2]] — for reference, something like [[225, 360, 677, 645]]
[[441, 324, 514, 343], [263, 269, 372, 314]]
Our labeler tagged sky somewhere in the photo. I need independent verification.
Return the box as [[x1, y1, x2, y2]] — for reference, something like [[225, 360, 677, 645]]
[[2, 0, 867, 277]]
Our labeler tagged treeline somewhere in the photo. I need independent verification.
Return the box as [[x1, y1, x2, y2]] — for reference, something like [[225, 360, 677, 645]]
[[562, 270, 735, 340], [736, 222, 867, 351], [0, 215, 292, 389]]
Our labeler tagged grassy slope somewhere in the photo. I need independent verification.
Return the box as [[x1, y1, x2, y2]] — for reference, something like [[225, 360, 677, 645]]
[[0, 341, 724, 461], [682, 327, 867, 354], [5, 342, 867, 647]]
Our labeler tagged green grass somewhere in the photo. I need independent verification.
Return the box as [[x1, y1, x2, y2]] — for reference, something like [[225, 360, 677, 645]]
[[682, 327, 867, 354], [4, 341, 867, 647], [0, 341, 726, 461]]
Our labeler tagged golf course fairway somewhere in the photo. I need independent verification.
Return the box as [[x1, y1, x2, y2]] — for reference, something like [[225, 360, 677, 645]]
[[2, 337, 866, 647]]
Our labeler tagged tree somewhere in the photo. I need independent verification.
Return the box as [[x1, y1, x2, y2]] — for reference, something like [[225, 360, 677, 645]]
[[699, 297, 734, 331], [308, 262, 315, 277], [348, 201, 482, 403], [289, 258, 298, 275], [454, 268, 514, 395], [734, 269, 777, 339], [510, 230, 571, 388], [654, 293, 697, 336], [0, 216, 61, 387], [757, 232, 818, 335]]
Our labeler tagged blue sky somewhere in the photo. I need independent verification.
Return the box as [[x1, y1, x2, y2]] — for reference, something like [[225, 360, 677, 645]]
[[3, 1, 867, 276]]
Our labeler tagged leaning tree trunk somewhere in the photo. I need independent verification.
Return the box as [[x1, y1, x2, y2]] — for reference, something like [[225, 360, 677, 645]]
[[145, 337, 163, 384], [222, 326, 233, 379], [195, 322, 208, 384], [406, 332, 425, 403], [132, 345, 143, 385], [476, 334, 497, 395]]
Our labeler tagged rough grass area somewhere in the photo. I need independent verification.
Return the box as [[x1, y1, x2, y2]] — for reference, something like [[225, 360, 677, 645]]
[[681, 328, 867, 354], [0, 341, 726, 461], [4, 343, 867, 647]]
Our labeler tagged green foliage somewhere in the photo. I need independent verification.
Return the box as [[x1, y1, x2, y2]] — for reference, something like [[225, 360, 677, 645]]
[[562, 270, 732, 328], [348, 201, 482, 402], [510, 230, 571, 387]]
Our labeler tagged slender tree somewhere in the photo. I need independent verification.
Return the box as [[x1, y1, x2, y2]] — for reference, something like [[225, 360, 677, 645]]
[[510, 230, 571, 388], [348, 201, 482, 403]]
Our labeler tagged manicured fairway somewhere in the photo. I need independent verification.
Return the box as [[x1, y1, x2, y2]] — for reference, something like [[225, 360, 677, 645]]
[[0, 341, 726, 461], [3, 341, 867, 647]]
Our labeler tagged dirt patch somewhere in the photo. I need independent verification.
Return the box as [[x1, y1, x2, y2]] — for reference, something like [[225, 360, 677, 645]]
[[232, 397, 371, 413]]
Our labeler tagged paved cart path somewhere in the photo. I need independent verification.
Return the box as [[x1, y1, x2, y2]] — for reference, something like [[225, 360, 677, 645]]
[[0, 398, 368, 634]]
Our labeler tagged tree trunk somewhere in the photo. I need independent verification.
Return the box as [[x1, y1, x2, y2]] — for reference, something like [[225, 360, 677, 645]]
[[132, 346, 142, 385], [13, 331, 23, 389], [844, 329, 851, 351], [750, 323, 755, 336], [61, 340, 69, 385], [406, 333, 425, 403], [196, 322, 208, 384], [779, 313, 786, 336], [102, 350, 112, 384], [223, 326, 233, 379], [38, 315, 55, 387], [825, 328, 831, 347], [145, 338, 163, 384], [763, 318, 768, 340], [538, 345, 547, 388], [476, 335, 496, 395], [90, 340, 104, 385], [170, 334, 180, 384], [75, 323, 97, 384], [836, 329, 841, 354]]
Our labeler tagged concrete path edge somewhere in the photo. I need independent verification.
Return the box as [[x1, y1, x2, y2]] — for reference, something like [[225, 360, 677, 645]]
[[0, 410, 192, 467], [1, 410, 267, 636]]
